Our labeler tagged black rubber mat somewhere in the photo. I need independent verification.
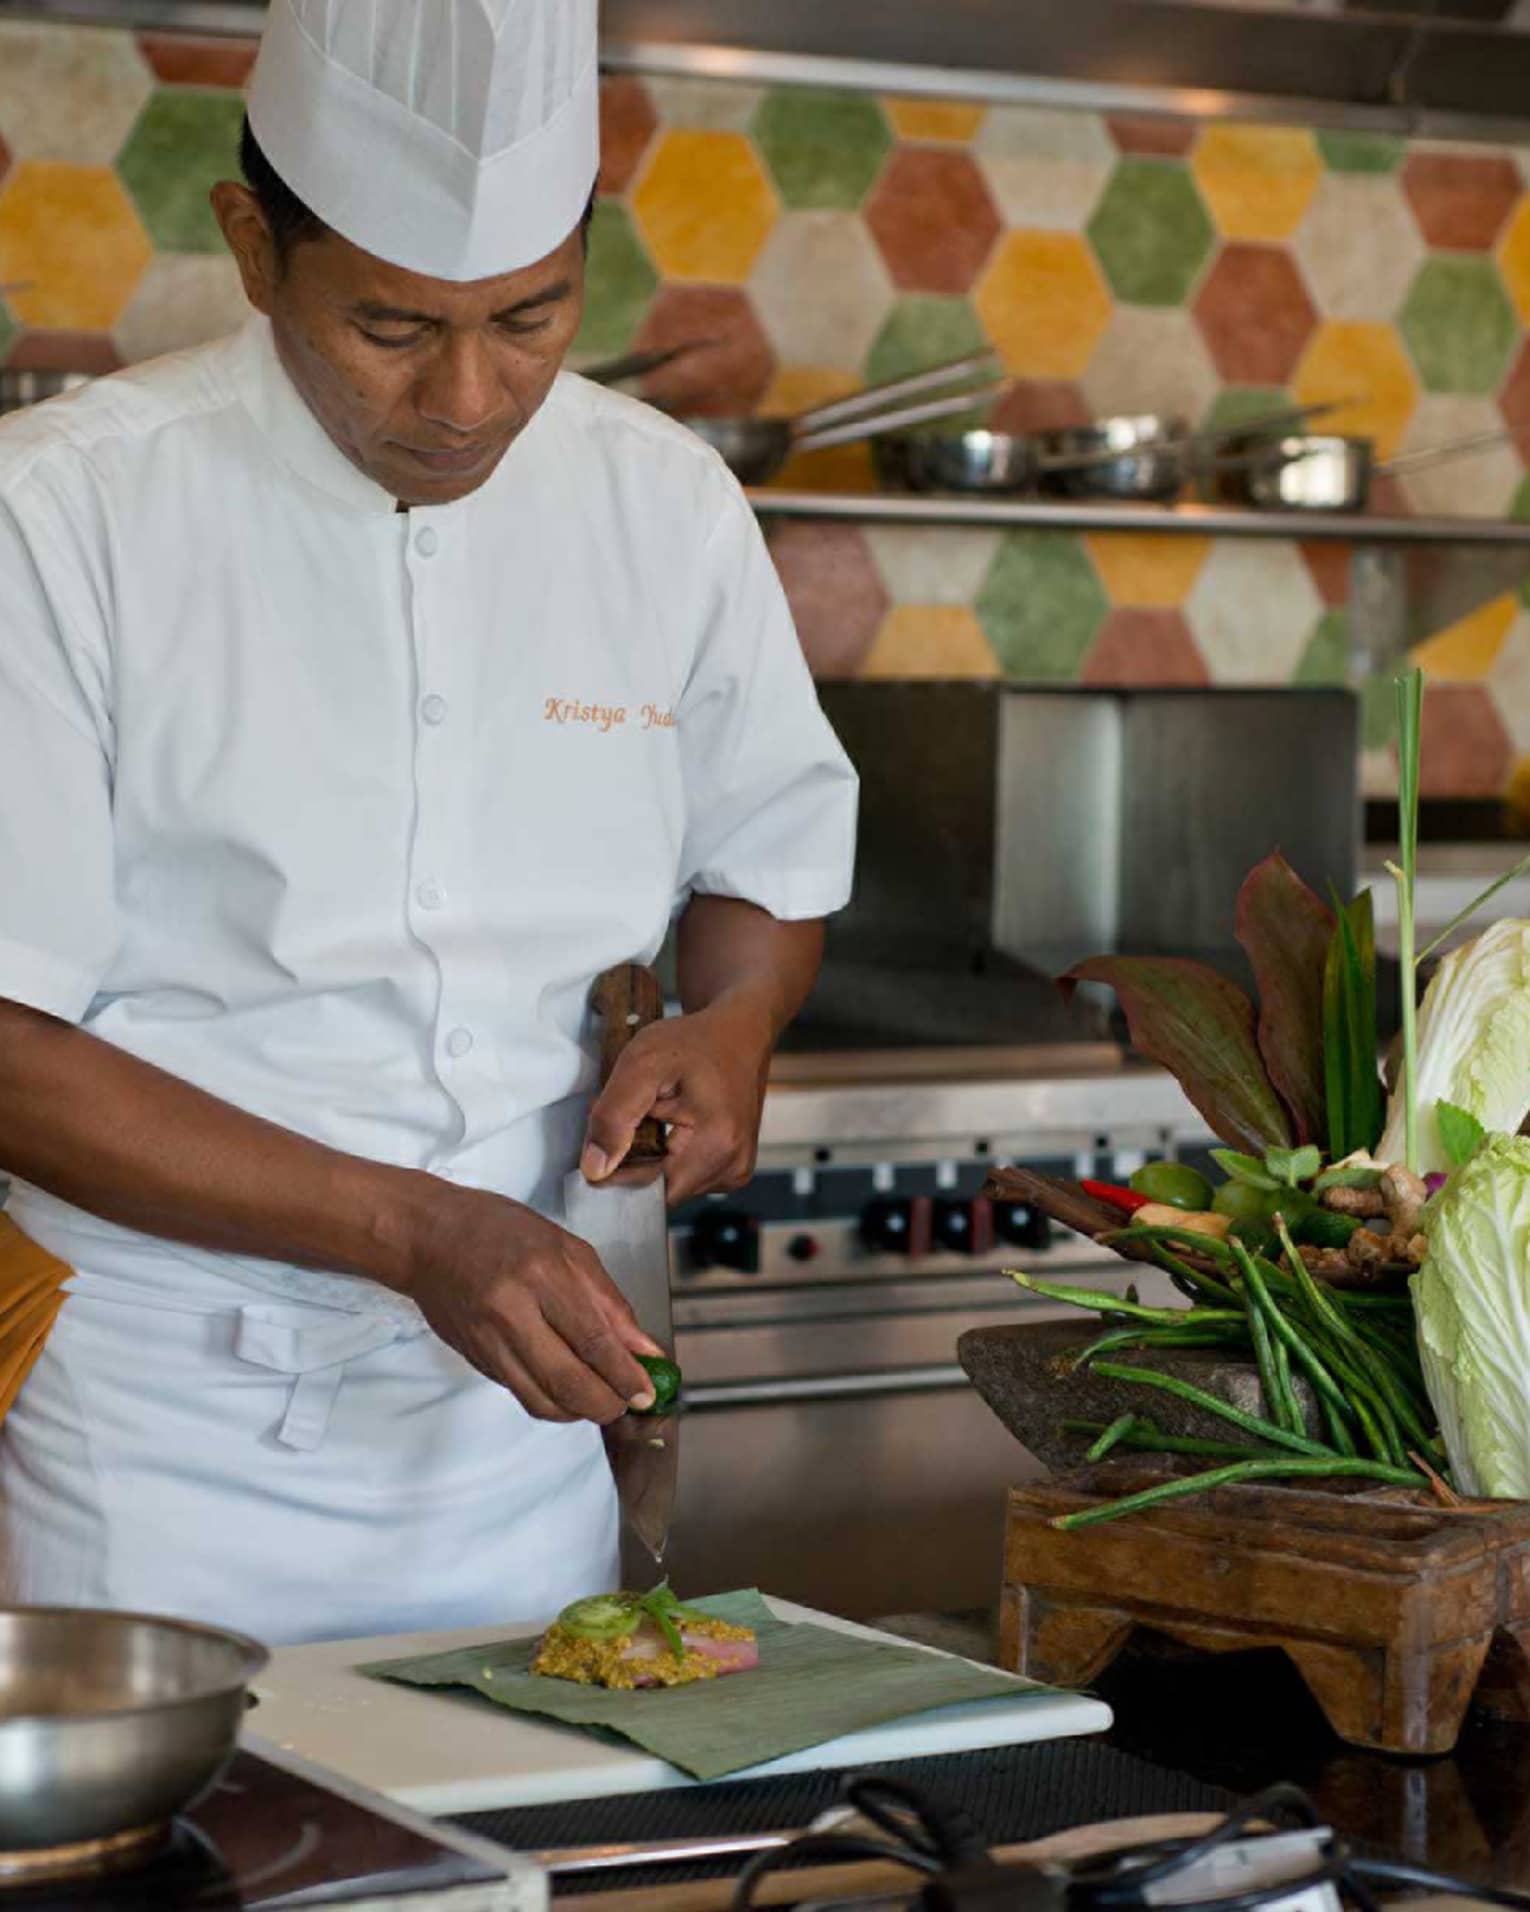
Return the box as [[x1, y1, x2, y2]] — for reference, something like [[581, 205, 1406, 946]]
[[451, 1738, 1238, 1897]]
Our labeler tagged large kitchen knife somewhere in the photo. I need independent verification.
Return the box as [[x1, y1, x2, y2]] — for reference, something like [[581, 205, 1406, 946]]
[[561, 964, 679, 1574]]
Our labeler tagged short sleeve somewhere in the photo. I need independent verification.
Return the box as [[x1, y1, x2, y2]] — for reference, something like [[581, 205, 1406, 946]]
[[0, 492, 118, 1020], [675, 490, 857, 921]]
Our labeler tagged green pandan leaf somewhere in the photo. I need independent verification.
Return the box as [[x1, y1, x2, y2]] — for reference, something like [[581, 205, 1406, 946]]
[[1235, 853, 1335, 1146], [1064, 957, 1293, 1155]]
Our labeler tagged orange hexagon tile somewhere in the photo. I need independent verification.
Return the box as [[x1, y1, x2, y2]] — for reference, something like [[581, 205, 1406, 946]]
[[974, 230, 1111, 380], [1413, 593, 1517, 683], [1291, 320, 1418, 461], [1192, 124, 1322, 241], [1498, 197, 1530, 325], [631, 129, 778, 284], [861, 605, 999, 678], [1083, 532, 1212, 608], [882, 96, 985, 143], [0, 161, 150, 331], [757, 367, 877, 493]]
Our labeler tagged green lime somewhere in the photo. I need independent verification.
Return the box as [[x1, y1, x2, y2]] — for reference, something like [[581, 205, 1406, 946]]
[[1276, 1194, 1360, 1251], [634, 1354, 682, 1416], [1211, 1180, 1276, 1224], [1230, 1217, 1280, 1258], [1129, 1161, 1214, 1212]]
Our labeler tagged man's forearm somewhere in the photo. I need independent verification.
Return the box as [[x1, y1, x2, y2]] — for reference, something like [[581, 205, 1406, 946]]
[[673, 894, 824, 1047], [0, 998, 437, 1288]]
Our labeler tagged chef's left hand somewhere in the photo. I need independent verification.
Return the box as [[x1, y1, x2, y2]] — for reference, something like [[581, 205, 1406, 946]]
[[580, 997, 770, 1204]]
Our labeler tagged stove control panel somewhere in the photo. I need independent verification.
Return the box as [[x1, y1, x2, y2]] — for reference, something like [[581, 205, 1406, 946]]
[[669, 1149, 1171, 1289]]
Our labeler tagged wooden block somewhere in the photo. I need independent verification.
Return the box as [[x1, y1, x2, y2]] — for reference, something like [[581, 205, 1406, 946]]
[[1001, 1462, 1530, 1756]]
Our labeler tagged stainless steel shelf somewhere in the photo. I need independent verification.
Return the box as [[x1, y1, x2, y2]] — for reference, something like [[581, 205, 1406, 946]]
[[746, 490, 1530, 548]]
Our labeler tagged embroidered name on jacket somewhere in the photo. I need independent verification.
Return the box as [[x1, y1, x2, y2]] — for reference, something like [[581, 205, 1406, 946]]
[[543, 698, 676, 731]]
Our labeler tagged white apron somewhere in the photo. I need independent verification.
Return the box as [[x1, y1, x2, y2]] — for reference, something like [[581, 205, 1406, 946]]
[[0, 1245, 618, 1644]]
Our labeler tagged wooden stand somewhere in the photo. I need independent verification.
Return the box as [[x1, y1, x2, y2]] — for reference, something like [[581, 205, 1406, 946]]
[[1001, 1462, 1530, 1756]]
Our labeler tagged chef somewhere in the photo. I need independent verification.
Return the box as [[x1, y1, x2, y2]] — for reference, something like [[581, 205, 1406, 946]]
[[0, 0, 855, 1644]]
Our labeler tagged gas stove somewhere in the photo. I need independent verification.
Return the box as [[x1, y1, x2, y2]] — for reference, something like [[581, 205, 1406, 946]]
[[1, 1741, 539, 1911]]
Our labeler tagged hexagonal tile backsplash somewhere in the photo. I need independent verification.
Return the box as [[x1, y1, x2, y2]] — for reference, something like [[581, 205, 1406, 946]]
[[9, 17, 1530, 801]]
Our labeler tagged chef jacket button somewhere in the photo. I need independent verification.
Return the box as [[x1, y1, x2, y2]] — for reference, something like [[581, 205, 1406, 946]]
[[415, 526, 439, 557], [445, 1027, 474, 1059], [415, 879, 443, 910], [421, 694, 448, 726]]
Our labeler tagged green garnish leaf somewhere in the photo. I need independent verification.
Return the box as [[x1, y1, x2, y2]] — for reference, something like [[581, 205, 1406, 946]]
[[1436, 1100, 1486, 1169], [1210, 1149, 1280, 1190], [1265, 1144, 1322, 1187], [1323, 890, 1384, 1161], [1312, 1164, 1384, 1193]]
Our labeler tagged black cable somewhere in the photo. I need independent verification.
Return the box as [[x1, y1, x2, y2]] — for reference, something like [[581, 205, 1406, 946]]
[[1069, 1782, 1324, 1901], [1349, 1856, 1530, 1912], [729, 1828, 939, 1909]]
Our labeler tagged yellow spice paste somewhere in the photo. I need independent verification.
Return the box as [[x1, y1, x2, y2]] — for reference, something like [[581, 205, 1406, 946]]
[[531, 1616, 755, 1690]]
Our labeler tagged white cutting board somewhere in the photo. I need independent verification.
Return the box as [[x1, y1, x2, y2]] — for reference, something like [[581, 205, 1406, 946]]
[[247, 1598, 1111, 1816]]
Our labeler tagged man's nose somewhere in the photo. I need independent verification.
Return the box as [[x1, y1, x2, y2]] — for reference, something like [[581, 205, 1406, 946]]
[[415, 334, 504, 435]]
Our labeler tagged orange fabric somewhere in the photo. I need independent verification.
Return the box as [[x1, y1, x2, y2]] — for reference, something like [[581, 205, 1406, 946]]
[[0, 1214, 69, 1422]]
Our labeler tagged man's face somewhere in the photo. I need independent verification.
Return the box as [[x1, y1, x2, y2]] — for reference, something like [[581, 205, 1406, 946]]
[[214, 185, 586, 506]]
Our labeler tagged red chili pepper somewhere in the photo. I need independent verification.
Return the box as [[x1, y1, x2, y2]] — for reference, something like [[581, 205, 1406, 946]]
[[1080, 1178, 1153, 1214]]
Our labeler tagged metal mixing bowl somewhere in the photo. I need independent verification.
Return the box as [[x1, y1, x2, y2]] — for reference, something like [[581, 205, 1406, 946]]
[[0, 1608, 267, 1851]]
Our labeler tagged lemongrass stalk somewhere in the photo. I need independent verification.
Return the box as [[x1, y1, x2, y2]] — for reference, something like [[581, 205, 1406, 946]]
[[1387, 860, 1418, 1175]]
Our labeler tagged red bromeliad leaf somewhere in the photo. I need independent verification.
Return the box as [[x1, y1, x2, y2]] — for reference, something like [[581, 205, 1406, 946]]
[[1233, 852, 1334, 1147], [1063, 957, 1293, 1155]]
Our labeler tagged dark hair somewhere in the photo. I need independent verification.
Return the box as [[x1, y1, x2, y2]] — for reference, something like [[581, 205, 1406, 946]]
[[239, 113, 598, 266], [240, 116, 328, 260]]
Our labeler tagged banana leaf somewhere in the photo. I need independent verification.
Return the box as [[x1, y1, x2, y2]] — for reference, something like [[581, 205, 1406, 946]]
[[1063, 956, 1293, 1154], [1234, 852, 1335, 1147]]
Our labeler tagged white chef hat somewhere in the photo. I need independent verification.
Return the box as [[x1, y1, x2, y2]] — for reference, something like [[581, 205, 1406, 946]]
[[247, 0, 599, 283]]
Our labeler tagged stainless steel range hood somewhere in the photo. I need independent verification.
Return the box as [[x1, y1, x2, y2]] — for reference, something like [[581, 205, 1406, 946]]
[[9, 0, 1530, 140]]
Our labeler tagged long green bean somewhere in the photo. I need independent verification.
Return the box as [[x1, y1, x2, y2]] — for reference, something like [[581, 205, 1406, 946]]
[[1052, 1456, 1427, 1531], [1089, 1362, 1336, 1457], [1062, 1418, 1281, 1462], [1085, 1414, 1138, 1462], [1232, 1247, 1359, 1452], [1007, 1271, 1241, 1326]]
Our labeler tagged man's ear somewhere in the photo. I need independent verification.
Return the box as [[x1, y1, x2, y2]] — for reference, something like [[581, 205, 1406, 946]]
[[212, 181, 281, 317]]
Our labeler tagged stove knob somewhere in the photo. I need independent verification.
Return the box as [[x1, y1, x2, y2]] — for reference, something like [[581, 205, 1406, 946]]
[[689, 1208, 761, 1275], [933, 1197, 995, 1257], [994, 1200, 1051, 1251], [859, 1196, 933, 1258], [786, 1233, 819, 1264]]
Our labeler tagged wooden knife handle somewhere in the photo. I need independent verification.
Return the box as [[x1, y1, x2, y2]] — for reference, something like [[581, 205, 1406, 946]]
[[592, 964, 666, 1164]]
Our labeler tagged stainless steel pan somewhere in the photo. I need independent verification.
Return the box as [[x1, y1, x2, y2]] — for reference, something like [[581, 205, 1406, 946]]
[[871, 426, 1038, 494], [0, 1607, 267, 1857], [1036, 414, 1188, 502], [1206, 426, 1516, 513], [681, 350, 1001, 484]]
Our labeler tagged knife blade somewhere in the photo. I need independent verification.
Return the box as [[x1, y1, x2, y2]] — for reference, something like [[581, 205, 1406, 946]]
[[561, 964, 678, 1574]]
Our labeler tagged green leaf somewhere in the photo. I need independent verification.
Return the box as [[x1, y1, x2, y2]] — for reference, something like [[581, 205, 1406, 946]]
[[1266, 1144, 1322, 1187], [1064, 957, 1293, 1155], [1210, 1148, 1280, 1190], [1234, 852, 1336, 1146], [1312, 1163, 1384, 1193], [1324, 891, 1384, 1160], [1436, 1099, 1486, 1168]]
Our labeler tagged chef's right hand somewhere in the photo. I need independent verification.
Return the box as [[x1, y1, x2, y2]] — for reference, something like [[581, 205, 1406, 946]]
[[407, 1188, 664, 1423]]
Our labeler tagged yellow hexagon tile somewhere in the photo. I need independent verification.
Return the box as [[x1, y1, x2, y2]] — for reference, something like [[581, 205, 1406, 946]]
[[1507, 753, 1530, 827], [631, 128, 778, 284], [861, 605, 1000, 678], [1192, 124, 1322, 241], [1413, 592, 1517, 682], [759, 367, 876, 492], [1291, 320, 1418, 461], [883, 96, 986, 143], [0, 161, 151, 330], [1498, 196, 1530, 324], [974, 230, 1111, 379], [1083, 532, 1212, 607]]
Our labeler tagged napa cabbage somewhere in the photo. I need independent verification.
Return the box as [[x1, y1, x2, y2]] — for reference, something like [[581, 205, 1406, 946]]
[[1377, 919, 1530, 1175]]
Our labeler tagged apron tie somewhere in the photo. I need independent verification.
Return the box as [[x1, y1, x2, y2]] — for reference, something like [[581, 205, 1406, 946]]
[[233, 1306, 422, 1452]]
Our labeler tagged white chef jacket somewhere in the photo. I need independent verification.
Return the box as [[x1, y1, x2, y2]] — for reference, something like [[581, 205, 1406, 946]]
[[0, 316, 856, 1639]]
